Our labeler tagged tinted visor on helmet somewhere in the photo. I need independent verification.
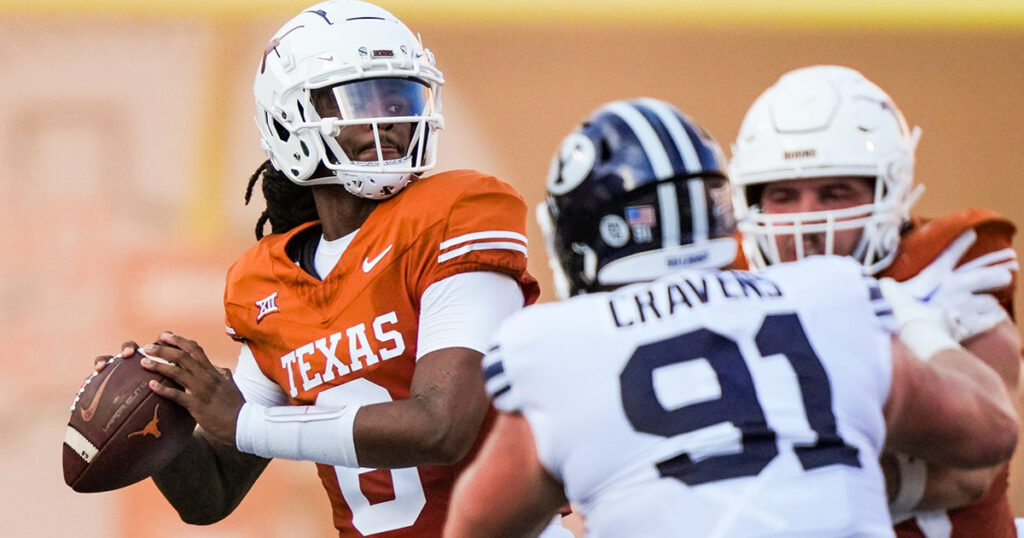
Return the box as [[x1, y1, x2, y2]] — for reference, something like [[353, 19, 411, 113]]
[[313, 77, 430, 121], [312, 78, 436, 167], [319, 78, 430, 121]]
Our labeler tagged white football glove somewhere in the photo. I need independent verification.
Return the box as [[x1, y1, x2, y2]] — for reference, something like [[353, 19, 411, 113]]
[[943, 292, 1010, 343], [896, 229, 1015, 342], [880, 277, 961, 360]]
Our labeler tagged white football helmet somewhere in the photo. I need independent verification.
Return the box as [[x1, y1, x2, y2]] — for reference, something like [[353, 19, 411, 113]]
[[730, 65, 923, 274], [253, 0, 444, 199]]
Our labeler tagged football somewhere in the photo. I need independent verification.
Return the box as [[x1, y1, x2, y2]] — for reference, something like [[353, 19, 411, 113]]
[[63, 350, 196, 493]]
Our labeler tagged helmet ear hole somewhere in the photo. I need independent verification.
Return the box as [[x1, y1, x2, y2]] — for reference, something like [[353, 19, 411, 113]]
[[599, 138, 613, 162], [272, 117, 290, 142]]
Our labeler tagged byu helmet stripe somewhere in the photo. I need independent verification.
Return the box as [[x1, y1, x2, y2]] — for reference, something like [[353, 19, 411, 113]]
[[658, 182, 681, 247], [639, 98, 702, 175], [608, 101, 683, 247], [605, 102, 673, 179], [688, 179, 709, 242], [632, 103, 686, 173]]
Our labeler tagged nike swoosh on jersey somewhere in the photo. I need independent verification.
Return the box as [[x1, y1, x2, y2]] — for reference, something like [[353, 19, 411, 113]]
[[362, 244, 393, 273], [80, 361, 123, 422]]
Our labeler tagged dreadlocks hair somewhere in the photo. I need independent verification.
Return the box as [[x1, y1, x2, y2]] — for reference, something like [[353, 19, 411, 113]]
[[245, 160, 319, 240]]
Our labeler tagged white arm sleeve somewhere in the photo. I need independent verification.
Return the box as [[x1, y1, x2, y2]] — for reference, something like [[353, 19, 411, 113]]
[[236, 401, 360, 468], [235, 346, 360, 466], [416, 271, 525, 359], [234, 343, 290, 407]]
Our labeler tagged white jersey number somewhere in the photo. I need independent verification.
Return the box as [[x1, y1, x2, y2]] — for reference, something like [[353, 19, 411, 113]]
[[620, 313, 860, 485], [316, 379, 426, 534]]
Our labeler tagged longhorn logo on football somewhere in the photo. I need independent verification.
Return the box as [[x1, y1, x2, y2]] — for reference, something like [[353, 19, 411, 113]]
[[129, 405, 163, 439]]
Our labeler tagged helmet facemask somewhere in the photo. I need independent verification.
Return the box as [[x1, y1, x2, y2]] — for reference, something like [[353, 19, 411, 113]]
[[304, 78, 442, 198], [737, 172, 922, 274]]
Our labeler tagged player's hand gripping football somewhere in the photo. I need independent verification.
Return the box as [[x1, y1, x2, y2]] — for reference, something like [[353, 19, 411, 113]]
[[898, 229, 1017, 342], [135, 332, 246, 447]]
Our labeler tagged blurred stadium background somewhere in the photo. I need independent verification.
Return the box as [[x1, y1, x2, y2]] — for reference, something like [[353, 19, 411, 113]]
[[1, 1, 1021, 536]]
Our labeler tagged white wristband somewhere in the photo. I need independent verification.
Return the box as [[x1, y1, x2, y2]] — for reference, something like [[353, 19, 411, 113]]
[[898, 318, 964, 361], [889, 453, 927, 523], [236, 402, 361, 468]]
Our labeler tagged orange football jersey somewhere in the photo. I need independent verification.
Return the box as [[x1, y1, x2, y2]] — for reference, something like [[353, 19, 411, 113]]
[[223, 170, 539, 537], [884, 208, 1017, 538]]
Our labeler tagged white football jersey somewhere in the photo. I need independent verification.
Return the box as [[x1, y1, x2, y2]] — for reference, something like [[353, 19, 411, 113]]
[[484, 256, 898, 538]]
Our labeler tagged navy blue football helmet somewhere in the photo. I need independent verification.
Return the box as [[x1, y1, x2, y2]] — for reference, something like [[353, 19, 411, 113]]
[[539, 98, 737, 298]]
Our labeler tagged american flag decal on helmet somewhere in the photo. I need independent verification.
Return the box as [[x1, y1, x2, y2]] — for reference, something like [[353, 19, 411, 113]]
[[625, 205, 656, 227], [437, 231, 528, 263]]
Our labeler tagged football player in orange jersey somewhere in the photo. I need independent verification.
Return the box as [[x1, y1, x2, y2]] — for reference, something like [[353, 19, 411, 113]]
[[729, 64, 1021, 538], [93, 1, 582, 536]]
